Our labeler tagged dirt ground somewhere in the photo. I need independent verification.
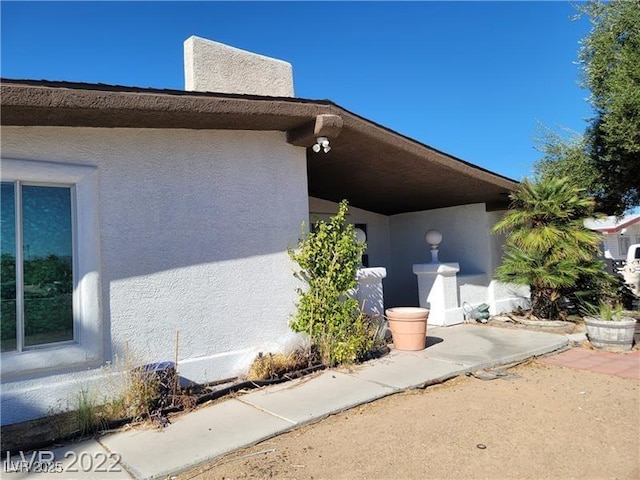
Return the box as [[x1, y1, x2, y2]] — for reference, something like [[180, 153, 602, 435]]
[[178, 361, 639, 480]]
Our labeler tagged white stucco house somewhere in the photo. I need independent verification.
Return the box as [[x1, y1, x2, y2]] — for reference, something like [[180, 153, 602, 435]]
[[0, 37, 526, 426], [585, 214, 640, 260]]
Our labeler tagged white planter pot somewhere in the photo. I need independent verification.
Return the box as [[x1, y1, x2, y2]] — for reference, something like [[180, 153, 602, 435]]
[[583, 316, 636, 351]]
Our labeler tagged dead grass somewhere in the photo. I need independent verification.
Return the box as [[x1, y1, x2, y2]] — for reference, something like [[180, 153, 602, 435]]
[[246, 351, 310, 381]]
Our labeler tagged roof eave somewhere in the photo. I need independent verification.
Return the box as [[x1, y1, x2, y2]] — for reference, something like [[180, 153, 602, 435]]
[[1, 79, 519, 214]]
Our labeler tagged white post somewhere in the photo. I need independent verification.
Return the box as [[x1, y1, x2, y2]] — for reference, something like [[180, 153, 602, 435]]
[[413, 263, 463, 326], [412, 229, 463, 326]]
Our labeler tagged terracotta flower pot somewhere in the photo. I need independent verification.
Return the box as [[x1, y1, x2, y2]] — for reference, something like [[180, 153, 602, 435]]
[[385, 307, 429, 351]]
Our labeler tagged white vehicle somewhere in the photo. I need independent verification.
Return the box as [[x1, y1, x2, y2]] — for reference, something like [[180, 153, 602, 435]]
[[621, 244, 640, 296]]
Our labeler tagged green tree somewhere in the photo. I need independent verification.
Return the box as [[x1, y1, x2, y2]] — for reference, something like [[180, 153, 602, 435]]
[[289, 201, 374, 366], [533, 126, 601, 193], [579, 0, 640, 215], [493, 177, 603, 319]]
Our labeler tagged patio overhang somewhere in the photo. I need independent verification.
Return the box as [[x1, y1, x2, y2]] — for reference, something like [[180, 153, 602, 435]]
[[302, 110, 515, 215], [1, 79, 517, 215]]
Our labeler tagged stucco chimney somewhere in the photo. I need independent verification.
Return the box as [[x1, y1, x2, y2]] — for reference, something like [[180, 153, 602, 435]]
[[184, 36, 294, 97]]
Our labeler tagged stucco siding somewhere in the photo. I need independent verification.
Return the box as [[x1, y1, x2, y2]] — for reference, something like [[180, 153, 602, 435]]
[[184, 36, 295, 97], [1, 127, 308, 425], [486, 210, 507, 275], [387, 204, 493, 307]]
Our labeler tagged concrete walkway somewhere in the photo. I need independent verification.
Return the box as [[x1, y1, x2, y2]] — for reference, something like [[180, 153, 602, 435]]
[[9, 324, 570, 480]]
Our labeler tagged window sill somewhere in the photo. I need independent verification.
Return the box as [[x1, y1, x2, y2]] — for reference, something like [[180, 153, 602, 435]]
[[1, 342, 103, 379]]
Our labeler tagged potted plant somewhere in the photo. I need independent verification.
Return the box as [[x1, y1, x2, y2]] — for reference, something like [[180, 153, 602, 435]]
[[583, 302, 636, 351], [385, 307, 429, 351]]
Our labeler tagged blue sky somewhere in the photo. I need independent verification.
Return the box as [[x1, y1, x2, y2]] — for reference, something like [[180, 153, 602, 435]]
[[1, 1, 594, 181]]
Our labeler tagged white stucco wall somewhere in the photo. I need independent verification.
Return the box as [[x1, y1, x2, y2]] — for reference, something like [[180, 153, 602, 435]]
[[184, 36, 295, 97], [387, 204, 528, 313], [387, 203, 493, 307], [308, 197, 391, 269], [458, 273, 491, 306], [1, 127, 308, 425], [486, 210, 507, 274], [304, 201, 522, 313]]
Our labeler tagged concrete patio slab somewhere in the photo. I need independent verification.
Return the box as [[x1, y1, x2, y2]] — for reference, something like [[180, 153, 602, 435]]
[[99, 399, 293, 480], [344, 352, 467, 390], [421, 324, 568, 369], [566, 331, 588, 345], [238, 370, 396, 425]]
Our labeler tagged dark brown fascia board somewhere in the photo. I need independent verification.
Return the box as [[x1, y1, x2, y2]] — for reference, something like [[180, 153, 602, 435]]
[[0, 79, 518, 191], [337, 108, 518, 192], [0, 80, 336, 130]]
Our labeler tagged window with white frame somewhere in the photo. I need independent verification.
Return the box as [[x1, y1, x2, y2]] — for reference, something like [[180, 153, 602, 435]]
[[1, 158, 101, 376], [1, 182, 76, 351]]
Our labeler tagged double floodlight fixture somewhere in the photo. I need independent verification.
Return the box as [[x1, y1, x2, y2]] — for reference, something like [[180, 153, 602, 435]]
[[312, 136, 331, 154]]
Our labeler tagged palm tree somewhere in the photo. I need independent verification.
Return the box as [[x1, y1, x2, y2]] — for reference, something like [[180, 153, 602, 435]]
[[493, 177, 603, 319]]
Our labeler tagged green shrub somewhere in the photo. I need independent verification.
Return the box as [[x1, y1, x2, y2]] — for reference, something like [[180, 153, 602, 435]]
[[289, 200, 372, 366], [493, 177, 603, 319], [569, 267, 636, 313]]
